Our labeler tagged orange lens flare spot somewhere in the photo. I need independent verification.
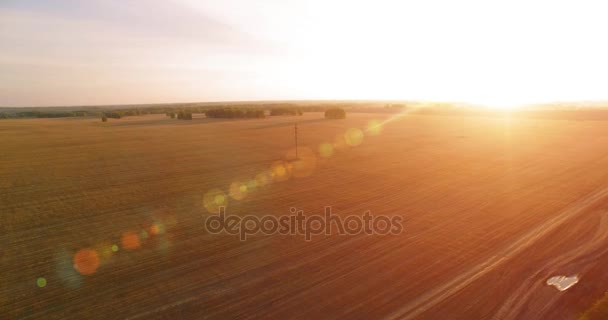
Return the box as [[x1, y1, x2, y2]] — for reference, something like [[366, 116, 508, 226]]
[[229, 182, 248, 200], [270, 161, 292, 182], [73, 248, 100, 275], [149, 223, 164, 236], [344, 128, 364, 146], [121, 231, 141, 250]]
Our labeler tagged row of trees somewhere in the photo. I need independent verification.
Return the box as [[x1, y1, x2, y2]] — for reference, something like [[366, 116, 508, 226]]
[[3, 106, 167, 120], [103, 111, 123, 119], [325, 108, 346, 119], [164, 111, 193, 120], [100, 111, 124, 122], [206, 108, 265, 119], [6, 109, 151, 119], [1, 103, 348, 120], [270, 108, 303, 116], [177, 111, 193, 120], [7, 111, 90, 118]]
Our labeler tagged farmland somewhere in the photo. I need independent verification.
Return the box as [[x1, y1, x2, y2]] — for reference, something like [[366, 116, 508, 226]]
[[3, 111, 608, 319]]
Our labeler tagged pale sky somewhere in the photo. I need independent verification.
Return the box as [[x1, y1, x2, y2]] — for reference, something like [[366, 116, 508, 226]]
[[1, 0, 607, 107]]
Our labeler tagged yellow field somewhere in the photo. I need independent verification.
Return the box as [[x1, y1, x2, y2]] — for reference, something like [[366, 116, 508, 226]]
[[3, 112, 608, 319]]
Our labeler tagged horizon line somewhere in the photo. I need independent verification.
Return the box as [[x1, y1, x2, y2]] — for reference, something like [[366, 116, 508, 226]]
[[4, 99, 608, 109]]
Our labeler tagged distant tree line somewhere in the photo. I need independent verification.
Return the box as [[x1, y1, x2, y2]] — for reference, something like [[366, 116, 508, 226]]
[[206, 108, 265, 119], [103, 111, 123, 119], [6, 111, 90, 118], [270, 108, 303, 116], [177, 111, 193, 120], [122, 109, 144, 116], [0, 102, 350, 120], [325, 108, 346, 119]]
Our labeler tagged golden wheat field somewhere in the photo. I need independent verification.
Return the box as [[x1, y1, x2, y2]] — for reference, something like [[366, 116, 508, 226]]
[[3, 112, 608, 319]]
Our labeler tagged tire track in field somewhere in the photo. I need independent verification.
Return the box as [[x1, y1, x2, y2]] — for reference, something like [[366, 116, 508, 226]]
[[494, 212, 608, 319], [386, 186, 608, 320]]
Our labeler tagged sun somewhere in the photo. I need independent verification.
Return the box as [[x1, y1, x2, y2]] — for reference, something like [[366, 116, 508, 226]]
[[487, 102, 520, 110], [475, 98, 525, 111]]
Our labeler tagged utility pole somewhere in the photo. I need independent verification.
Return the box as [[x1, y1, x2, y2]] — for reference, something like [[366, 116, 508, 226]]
[[294, 123, 299, 159]]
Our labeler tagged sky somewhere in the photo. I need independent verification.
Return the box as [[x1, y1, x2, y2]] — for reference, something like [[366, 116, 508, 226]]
[[1, 0, 607, 107]]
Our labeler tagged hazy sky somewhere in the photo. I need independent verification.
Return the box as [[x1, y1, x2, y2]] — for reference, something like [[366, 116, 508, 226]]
[[1, 0, 607, 107]]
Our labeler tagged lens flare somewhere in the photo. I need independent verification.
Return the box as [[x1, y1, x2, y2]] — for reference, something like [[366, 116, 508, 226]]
[[271, 161, 291, 182], [286, 147, 317, 178], [95, 242, 113, 262], [149, 223, 164, 236], [56, 249, 81, 289], [366, 120, 383, 136], [319, 143, 334, 158], [255, 172, 271, 186], [121, 232, 141, 250], [158, 238, 171, 255], [229, 181, 248, 200], [247, 180, 257, 191], [36, 277, 47, 288], [344, 128, 364, 146], [73, 248, 100, 275], [204, 189, 228, 213], [333, 133, 349, 151], [275, 165, 286, 176]]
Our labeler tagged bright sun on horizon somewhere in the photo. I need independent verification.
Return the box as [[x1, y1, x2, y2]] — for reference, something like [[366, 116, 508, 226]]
[[476, 100, 526, 110], [1, 0, 608, 107]]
